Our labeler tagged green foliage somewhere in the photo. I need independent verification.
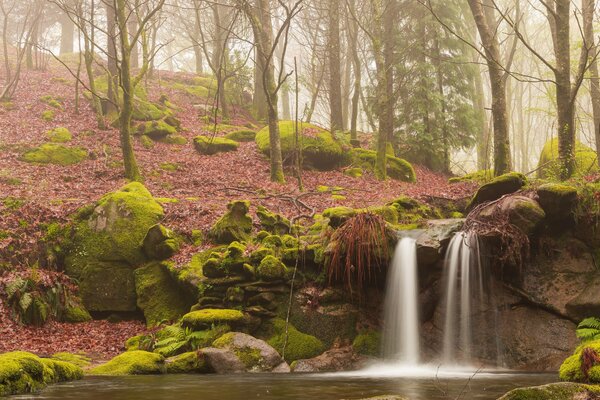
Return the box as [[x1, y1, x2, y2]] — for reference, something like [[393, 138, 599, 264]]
[[181, 308, 244, 330], [577, 318, 600, 342], [255, 121, 346, 170], [193, 135, 239, 155], [538, 138, 599, 180], [89, 351, 165, 375], [20, 144, 87, 165], [45, 127, 72, 143], [152, 325, 228, 357]]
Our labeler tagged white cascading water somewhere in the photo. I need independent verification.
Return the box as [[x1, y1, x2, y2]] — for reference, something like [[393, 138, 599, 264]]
[[382, 237, 420, 364], [441, 231, 485, 366]]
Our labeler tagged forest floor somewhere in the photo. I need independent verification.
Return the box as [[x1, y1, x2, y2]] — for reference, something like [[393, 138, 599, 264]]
[[0, 60, 477, 358]]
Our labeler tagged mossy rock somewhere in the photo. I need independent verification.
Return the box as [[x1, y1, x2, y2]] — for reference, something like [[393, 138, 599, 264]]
[[90, 351, 165, 375], [65, 182, 164, 278], [257, 255, 288, 281], [255, 121, 345, 170], [449, 169, 494, 184], [350, 148, 416, 182], [225, 129, 257, 142], [498, 382, 600, 400], [45, 127, 72, 143], [0, 351, 83, 397], [256, 206, 291, 234], [212, 332, 286, 372], [208, 200, 253, 244], [40, 95, 64, 109], [263, 318, 325, 363], [61, 305, 92, 323], [41, 110, 55, 121], [79, 261, 137, 312], [322, 207, 356, 228], [537, 183, 578, 221], [51, 352, 91, 368], [352, 331, 381, 357], [20, 144, 87, 165], [181, 309, 245, 330], [137, 120, 177, 140], [165, 352, 209, 373], [159, 134, 187, 145], [344, 167, 363, 178], [134, 262, 192, 326], [560, 340, 600, 383], [193, 135, 239, 155], [537, 138, 599, 179], [142, 224, 180, 261], [468, 172, 526, 209]]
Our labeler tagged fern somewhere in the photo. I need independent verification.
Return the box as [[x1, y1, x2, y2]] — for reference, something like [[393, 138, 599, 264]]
[[577, 317, 600, 342]]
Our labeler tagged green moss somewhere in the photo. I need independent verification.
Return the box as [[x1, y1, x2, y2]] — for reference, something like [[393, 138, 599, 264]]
[[21, 144, 87, 165], [257, 206, 291, 234], [181, 308, 244, 330], [193, 135, 239, 155], [159, 134, 187, 145], [140, 135, 155, 149], [225, 129, 257, 142], [262, 234, 284, 249], [142, 224, 180, 260], [137, 120, 177, 140], [499, 383, 600, 400], [344, 168, 363, 178], [469, 172, 527, 209], [257, 255, 288, 281], [134, 262, 191, 326], [352, 331, 381, 356], [366, 206, 398, 224], [208, 200, 253, 244], [262, 318, 325, 363], [45, 127, 72, 143], [165, 352, 208, 373], [62, 306, 92, 323], [538, 138, 599, 179], [160, 162, 180, 172], [65, 182, 164, 278], [250, 246, 275, 264], [40, 95, 64, 109], [255, 121, 345, 170], [0, 351, 83, 396], [51, 353, 91, 368], [350, 148, 416, 182], [41, 110, 55, 121], [90, 351, 165, 375], [322, 207, 356, 228], [79, 261, 137, 312], [449, 169, 494, 184]]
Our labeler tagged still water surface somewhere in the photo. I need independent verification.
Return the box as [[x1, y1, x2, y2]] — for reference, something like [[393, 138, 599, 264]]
[[14, 372, 556, 400]]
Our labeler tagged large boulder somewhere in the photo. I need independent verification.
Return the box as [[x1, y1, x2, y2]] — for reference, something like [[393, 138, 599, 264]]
[[537, 183, 578, 223], [350, 148, 416, 182], [208, 200, 253, 244], [65, 182, 164, 277], [537, 137, 599, 179], [468, 172, 526, 209], [255, 121, 346, 170], [134, 262, 192, 326], [20, 144, 87, 165], [291, 346, 369, 372], [210, 332, 289, 372], [79, 261, 137, 312], [478, 195, 545, 235]]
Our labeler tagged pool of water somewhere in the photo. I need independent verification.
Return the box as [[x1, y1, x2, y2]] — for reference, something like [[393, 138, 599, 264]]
[[14, 371, 556, 400]]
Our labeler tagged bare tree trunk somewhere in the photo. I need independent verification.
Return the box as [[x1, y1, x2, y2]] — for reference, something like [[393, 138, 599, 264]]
[[468, 0, 512, 175], [473, 60, 489, 170], [348, 0, 361, 146], [105, 0, 118, 115], [328, 0, 343, 132], [583, 0, 600, 167], [60, 12, 75, 54]]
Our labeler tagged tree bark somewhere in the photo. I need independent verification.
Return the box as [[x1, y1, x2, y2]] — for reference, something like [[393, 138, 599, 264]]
[[583, 0, 600, 167], [105, 0, 118, 115]]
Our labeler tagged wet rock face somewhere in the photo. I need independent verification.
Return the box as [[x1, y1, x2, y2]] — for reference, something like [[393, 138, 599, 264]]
[[415, 219, 464, 267]]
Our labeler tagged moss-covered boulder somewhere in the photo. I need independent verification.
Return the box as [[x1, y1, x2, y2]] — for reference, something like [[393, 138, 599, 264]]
[[181, 309, 245, 330], [137, 120, 177, 140], [262, 319, 325, 363], [142, 224, 179, 261], [79, 261, 137, 312], [65, 182, 164, 278], [257, 255, 288, 281], [50, 352, 91, 368], [537, 183, 578, 222], [134, 262, 192, 326], [560, 340, 600, 383], [498, 383, 600, 400], [255, 121, 345, 170], [322, 206, 357, 228], [62, 305, 92, 323], [0, 351, 83, 396], [20, 144, 87, 165], [537, 137, 599, 179], [479, 195, 545, 235], [208, 200, 253, 244], [225, 129, 256, 142], [468, 172, 526, 209], [90, 351, 165, 375], [193, 135, 239, 155], [165, 352, 209, 373], [212, 332, 288, 372], [350, 148, 416, 182], [45, 127, 72, 143], [256, 206, 291, 234]]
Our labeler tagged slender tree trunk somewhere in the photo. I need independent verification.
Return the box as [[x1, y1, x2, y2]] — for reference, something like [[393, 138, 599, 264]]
[[473, 60, 489, 170], [116, 0, 142, 182], [129, 18, 139, 69], [60, 13, 75, 55], [348, 0, 361, 146], [328, 0, 343, 132], [468, 0, 511, 175], [583, 0, 600, 167], [105, 0, 118, 115], [193, 9, 203, 74]]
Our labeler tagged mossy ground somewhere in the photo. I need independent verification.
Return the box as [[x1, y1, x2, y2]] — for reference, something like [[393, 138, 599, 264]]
[[20, 144, 87, 165]]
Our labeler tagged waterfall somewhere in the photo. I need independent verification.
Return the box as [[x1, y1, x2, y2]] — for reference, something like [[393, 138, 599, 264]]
[[382, 237, 420, 364], [441, 231, 490, 366]]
